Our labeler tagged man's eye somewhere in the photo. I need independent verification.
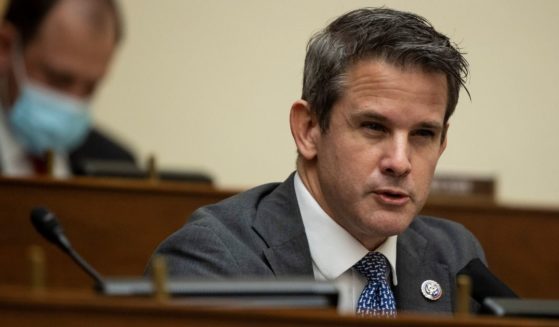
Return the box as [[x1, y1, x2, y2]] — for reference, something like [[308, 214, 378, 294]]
[[43, 65, 75, 89], [362, 122, 386, 133], [47, 73, 73, 88], [414, 129, 436, 138]]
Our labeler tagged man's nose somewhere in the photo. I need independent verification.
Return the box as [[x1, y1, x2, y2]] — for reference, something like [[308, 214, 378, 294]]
[[379, 136, 412, 178]]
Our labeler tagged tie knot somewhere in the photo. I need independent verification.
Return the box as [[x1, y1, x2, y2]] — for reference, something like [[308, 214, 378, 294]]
[[354, 252, 391, 283]]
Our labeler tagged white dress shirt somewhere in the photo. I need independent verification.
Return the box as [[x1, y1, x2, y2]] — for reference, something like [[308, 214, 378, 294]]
[[293, 172, 398, 313], [0, 107, 70, 178]]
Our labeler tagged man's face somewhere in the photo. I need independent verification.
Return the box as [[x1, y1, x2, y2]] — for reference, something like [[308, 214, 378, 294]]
[[19, 0, 116, 99], [310, 59, 448, 249]]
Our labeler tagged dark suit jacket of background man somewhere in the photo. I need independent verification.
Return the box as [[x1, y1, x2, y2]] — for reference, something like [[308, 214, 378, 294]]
[[68, 128, 137, 174], [151, 173, 486, 313]]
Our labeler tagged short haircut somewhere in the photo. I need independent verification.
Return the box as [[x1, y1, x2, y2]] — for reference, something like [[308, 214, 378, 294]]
[[302, 7, 469, 131], [5, 0, 123, 47]]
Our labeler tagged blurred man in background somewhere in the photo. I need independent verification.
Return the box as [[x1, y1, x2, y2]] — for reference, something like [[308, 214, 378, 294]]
[[0, 0, 136, 177]]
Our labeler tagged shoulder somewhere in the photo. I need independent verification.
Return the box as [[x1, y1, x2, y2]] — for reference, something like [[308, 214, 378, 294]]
[[69, 127, 137, 169], [192, 181, 282, 225], [191, 180, 290, 241], [409, 216, 475, 240], [405, 216, 486, 265], [185, 182, 282, 242], [149, 181, 285, 278]]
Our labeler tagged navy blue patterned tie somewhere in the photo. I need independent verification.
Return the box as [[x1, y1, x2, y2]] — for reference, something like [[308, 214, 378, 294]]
[[353, 252, 396, 317]]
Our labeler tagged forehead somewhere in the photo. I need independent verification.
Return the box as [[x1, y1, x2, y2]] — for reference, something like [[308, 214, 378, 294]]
[[24, 0, 117, 80], [337, 59, 448, 120]]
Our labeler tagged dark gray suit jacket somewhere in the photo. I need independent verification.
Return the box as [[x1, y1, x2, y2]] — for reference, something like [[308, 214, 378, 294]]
[[150, 173, 486, 313]]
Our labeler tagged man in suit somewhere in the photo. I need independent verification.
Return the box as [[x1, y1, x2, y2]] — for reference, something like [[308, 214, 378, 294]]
[[0, 0, 135, 177], [150, 8, 485, 314]]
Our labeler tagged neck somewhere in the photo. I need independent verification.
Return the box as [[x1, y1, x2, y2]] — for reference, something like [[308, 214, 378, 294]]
[[295, 157, 319, 201]]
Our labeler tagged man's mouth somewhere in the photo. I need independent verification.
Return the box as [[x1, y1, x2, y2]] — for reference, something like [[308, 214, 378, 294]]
[[373, 188, 411, 206]]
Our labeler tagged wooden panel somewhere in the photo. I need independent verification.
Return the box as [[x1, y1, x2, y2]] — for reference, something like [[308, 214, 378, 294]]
[[1, 176, 558, 300], [421, 200, 559, 299], [0, 177, 235, 289]]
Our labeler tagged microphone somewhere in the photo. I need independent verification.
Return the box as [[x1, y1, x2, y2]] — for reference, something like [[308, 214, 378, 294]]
[[30, 207, 104, 288], [457, 258, 518, 304]]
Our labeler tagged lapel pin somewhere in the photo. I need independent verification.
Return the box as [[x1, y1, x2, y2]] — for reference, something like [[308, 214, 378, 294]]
[[421, 280, 443, 301]]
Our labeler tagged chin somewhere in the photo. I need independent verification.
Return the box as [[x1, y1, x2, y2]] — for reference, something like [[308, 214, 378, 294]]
[[365, 212, 415, 237], [376, 224, 408, 238]]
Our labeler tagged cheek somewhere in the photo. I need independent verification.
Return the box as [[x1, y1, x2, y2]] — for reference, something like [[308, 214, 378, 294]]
[[412, 154, 440, 193], [318, 148, 365, 203], [332, 147, 377, 184]]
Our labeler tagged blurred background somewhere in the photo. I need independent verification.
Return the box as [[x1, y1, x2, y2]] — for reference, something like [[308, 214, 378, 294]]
[[92, 0, 559, 207]]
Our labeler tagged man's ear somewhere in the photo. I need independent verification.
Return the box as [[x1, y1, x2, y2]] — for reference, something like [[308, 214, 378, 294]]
[[289, 99, 321, 161], [0, 23, 17, 76]]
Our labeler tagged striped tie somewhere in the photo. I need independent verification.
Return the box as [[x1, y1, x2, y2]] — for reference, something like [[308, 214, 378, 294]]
[[353, 252, 396, 317]]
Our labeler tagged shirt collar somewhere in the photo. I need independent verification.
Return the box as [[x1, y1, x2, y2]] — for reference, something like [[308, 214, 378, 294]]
[[294, 172, 398, 285]]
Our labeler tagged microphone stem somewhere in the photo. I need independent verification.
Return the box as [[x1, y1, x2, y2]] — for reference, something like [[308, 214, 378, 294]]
[[66, 247, 104, 287]]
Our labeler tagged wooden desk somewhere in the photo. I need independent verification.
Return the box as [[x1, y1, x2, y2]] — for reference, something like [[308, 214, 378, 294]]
[[0, 177, 558, 299], [0, 176, 235, 288], [0, 286, 557, 327]]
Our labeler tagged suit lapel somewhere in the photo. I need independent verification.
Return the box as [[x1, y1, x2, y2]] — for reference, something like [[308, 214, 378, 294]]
[[394, 225, 453, 313], [251, 174, 455, 313], [252, 174, 314, 277]]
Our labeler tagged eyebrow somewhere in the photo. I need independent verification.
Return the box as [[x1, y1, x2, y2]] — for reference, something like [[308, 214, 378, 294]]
[[352, 111, 444, 131], [417, 121, 444, 131], [352, 111, 389, 123]]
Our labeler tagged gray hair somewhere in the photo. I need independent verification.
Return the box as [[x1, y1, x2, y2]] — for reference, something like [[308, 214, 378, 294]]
[[302, 7, 469, 131]]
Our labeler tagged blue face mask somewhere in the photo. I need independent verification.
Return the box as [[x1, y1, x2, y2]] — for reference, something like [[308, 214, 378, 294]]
[[8, 46, 92, 155], [9, 82, 91, 155]]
